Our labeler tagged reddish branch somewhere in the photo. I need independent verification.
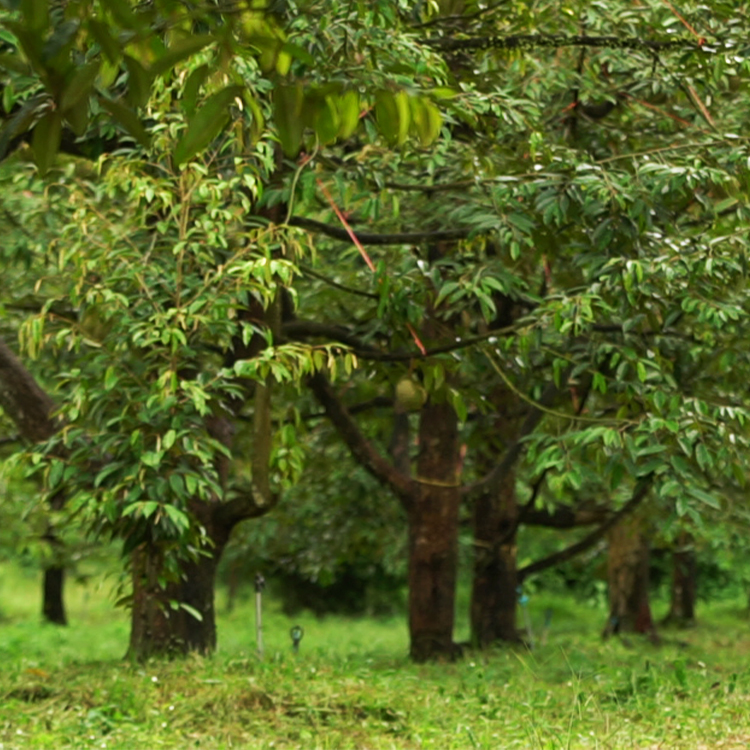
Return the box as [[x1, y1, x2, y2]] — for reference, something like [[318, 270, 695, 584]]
[[288, 216, 472, 245], [282, 319, 520, 361]]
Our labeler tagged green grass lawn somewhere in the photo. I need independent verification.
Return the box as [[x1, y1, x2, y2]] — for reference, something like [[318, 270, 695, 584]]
[[2, 562, 750, 749]]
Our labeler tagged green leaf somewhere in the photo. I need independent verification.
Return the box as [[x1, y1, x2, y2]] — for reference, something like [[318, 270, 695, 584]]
[[168, 473, 184, 496], [273, 81, 304, 157], [100, 0, 142, 30], [179, 602, 203, 622], [104, 366, 118, 391], [94, 463, 121, 488], [150, 35, 215, 77], [87, 19, 120, 64], [181, 64, 209, 116], [21, 0, 47, 32], [686, 485, 720, 509], [99, 96, 151, 148], [123, 54, 152, 109], [0, 93, 45, 159], [164, 504, 189, 531], [173, 85, 243, 166], [163, 429, 177, 450], [64, 98, 89, 136], [60, 61, 99, 113], [32, 108, 61, 175], [695, 443, 711, 471]]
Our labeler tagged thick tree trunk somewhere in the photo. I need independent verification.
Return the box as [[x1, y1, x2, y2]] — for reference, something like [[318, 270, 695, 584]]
[[602, 512, 658, 641], [127, 537, 226, 660], [470, 475, 520, 646], [469, 384, 522, 648], [663, 535, 696, 626], [408, 399, 461, 662]]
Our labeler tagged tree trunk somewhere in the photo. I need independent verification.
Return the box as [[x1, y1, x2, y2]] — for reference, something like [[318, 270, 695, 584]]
[[663, 534, 696, 626], [602, 512, 658, 641], [470, 474, 520, 646], [42, 566, 67, 625], [408, 399, 461, 662], [127, 537, 226, 660]]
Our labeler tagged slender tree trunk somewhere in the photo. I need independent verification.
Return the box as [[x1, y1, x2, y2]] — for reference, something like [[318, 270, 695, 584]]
[[470, 474, 520, 646], [42, 566, 67, 625], [663, 534, 696, 626], [408, 399, 461, 662], [41, 491, 67, 625], [602, 512, 658, 641]]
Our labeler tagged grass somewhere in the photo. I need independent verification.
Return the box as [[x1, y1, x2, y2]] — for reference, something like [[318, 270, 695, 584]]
[[2, 563, 750, 749]]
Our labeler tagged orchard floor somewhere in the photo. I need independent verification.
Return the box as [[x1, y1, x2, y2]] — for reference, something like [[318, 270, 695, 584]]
[[1, 563, 750, 749]]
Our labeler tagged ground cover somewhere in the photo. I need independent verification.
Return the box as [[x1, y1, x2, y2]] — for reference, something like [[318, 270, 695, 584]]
[[1, 563, 749, 749]]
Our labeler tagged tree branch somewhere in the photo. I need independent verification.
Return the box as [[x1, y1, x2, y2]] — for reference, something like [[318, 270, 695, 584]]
[[0, 337, 57, 443], [521, 502, 612, 528], [213, 485, 280, 528], [282, 319, 522, 362], [462, 375, 567, 499], [422, 33, 697, 54], [288, 216, 473, 245], [299, 263, 379, 299], [517, 476, 653, 582], [308, 372, 415, 507]]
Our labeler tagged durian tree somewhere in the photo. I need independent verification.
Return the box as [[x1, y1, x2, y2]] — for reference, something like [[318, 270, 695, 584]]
[[1, 0, 750, 661]]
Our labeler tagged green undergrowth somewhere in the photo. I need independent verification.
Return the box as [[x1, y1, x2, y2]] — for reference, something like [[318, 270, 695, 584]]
[[1, 563, 750, 749]]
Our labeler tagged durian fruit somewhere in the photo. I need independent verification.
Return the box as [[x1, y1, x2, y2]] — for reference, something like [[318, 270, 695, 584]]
[[395, 376, 427, 412], [79, 305, 111, 343]]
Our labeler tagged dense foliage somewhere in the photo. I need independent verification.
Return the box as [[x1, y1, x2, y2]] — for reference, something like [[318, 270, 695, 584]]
[[0, 0, 750, 655]]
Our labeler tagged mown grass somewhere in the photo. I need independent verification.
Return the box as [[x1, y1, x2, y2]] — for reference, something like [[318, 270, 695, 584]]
[[1, 562, 750, 749]]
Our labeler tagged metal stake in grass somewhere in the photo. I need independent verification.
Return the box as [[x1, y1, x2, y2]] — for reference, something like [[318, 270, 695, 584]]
[[255, 573, 265, 658], [290, 625, 304, 654], [518, 586, 535, 649]]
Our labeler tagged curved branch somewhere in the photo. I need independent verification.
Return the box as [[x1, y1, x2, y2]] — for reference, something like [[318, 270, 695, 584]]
[[0, 336, 57, 443], [308, 372, 415, 508], [283, 319, 523, 362], [422, 33, 697, 53], [462, 375, 567, 499], [522, 502, 612, 528], [299, 264, 379, 299], [288, 216, 473, 245], [517, 476, 653, 582]]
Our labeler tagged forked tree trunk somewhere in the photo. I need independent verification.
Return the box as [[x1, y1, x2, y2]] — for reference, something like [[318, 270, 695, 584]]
[[603, 512, 658, 641], [470, 473, 520, 647], [408, 399, 461, 662], [663, 534, 696, 626]]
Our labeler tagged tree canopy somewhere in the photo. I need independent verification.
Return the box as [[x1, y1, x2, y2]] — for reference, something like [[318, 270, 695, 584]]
[[0, 0, 749, 658]]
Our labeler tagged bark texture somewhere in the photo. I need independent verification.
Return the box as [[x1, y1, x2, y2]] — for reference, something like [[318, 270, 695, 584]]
[[470, 476, 520, 646], [126, 413, 277, 660], [128, 541, 224, 659], [602, 512, 658, 641], [409, 399, 462, 662], [663, 534, 696, 626]]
